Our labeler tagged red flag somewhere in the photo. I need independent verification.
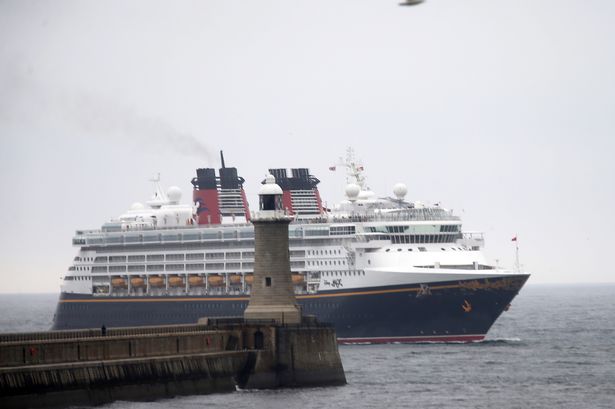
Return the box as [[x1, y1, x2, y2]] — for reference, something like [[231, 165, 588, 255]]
[[511, 236, 517, 242]]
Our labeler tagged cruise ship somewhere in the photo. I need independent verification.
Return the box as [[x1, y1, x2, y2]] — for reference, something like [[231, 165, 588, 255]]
[[53, 150, 529, 343]]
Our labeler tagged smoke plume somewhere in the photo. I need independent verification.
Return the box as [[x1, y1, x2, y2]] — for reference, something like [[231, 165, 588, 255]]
[[0, 67, 212, 161]]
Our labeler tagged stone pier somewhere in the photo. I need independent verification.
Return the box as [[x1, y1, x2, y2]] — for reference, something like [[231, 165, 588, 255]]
[[0, 320, 346, 409]]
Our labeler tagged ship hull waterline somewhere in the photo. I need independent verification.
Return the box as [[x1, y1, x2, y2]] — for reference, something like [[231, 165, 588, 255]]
[[52, 275, 529, 344]]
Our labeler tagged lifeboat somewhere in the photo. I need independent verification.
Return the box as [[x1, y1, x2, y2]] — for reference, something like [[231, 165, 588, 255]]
[[229, 274, 242, 285], [168, 276, 184, 287], [148, 276, 164, 287], [111, 277, 127, 288], [292, 274, 305, 285], [188, 275, 204, 286], [207, 275, 224, 287], [130, 277, 145, 287], [244, 274, 254, 285]]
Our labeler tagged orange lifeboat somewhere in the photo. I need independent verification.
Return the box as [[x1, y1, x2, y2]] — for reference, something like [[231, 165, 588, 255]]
[[207, 275, 224, 287], [130, 277, 145, 287], [111, 277, 127, 288], [244, 274, 254, 285], [148, 276, 164, 287], [229, 274, 242, 285], [188, 275, 204, 286], [292, 274, 305, 285], [168, 276, 184, 287]]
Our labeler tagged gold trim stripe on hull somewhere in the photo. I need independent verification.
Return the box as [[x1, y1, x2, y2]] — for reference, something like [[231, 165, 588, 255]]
[[59, 283, 465, 303]]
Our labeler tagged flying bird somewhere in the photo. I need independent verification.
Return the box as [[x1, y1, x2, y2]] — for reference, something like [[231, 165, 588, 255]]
[[399, 0, 425, 6]]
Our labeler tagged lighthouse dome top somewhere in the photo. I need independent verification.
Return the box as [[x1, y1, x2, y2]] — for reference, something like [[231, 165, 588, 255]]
[[259, 174, 283, 196]]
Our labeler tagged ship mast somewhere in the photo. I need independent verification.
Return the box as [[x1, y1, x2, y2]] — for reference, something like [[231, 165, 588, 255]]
[[330, 147, 368, 190], [146, 173, 168, 209]]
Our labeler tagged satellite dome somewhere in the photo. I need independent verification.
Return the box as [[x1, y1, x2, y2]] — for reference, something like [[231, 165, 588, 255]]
[[393, 183, 408, 200], [258, 174, 283, 195], [167, 186, 182, 204], [345, 183, 361, 201], [130, 202, 145, 211]]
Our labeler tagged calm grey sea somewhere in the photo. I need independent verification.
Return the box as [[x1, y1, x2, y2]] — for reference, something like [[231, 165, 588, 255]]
[[1, 285, 614, 408]]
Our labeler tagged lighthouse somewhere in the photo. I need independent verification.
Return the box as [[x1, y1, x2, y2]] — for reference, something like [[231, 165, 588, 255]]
[[243, 174, 302, 324]]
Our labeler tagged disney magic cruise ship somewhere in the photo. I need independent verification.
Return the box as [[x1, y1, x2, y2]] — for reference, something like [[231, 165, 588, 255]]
[[53, 149, 529, 343]]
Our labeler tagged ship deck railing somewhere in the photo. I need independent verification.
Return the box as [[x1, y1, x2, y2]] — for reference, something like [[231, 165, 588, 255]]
[[75, 210, 460, 237]]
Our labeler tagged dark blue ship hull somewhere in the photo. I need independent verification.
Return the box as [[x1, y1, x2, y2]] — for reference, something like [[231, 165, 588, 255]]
[[52, 275, 529, 343]]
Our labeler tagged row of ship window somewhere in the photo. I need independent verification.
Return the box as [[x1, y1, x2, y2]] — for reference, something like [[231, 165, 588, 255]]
[[366, 225, 459, 234], [87, 261, 307, 273], [82, 249, 338, 265], [384, 246, 467, 253], [74, 257, 94, 262], [389, 234, 461, 244], [91, 262, 247, 273], [386, 247, 427, 252], [321, 270, 364, 277], [90, 250, 310, 263], [67, 270, 360, 281], [307, 260, 346, 266], [306, 249, 342, 256], [93, 252, 258, 263]]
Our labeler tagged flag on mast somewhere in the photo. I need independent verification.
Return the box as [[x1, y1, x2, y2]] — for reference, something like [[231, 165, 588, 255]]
[[512, 235, 520, 272]]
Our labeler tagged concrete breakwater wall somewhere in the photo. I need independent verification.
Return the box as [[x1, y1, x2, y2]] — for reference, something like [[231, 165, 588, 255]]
[[0, 321, 345, 408], [0, 330, 233, 367], [0, 352, 248, 409], [0, 326, 246, 409]]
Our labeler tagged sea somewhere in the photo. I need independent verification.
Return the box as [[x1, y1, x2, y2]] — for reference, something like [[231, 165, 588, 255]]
[[1, 284, 614, 409]]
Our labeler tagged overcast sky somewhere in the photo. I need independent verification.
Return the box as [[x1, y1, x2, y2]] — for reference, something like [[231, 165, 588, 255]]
[[1, 0, 614, 292]]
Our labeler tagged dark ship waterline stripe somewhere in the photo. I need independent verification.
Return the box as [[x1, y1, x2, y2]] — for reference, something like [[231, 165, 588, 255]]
[[338, 334, 486, 344]]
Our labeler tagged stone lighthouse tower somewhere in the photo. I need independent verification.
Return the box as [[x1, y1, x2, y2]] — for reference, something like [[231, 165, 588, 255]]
[[243, 174, 302, 324]]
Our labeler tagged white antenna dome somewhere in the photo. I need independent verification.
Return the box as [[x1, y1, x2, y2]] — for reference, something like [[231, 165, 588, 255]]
[[167, 186, 182, 204], [393, 183, 408, 200], [345, 183, 361, 201]]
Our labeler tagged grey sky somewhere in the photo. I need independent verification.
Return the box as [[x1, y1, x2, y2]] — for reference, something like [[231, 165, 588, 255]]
[[1, 0, 614, 292]]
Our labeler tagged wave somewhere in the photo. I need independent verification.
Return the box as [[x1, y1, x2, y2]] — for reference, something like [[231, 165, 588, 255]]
[[476, 337, 523, 345]]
